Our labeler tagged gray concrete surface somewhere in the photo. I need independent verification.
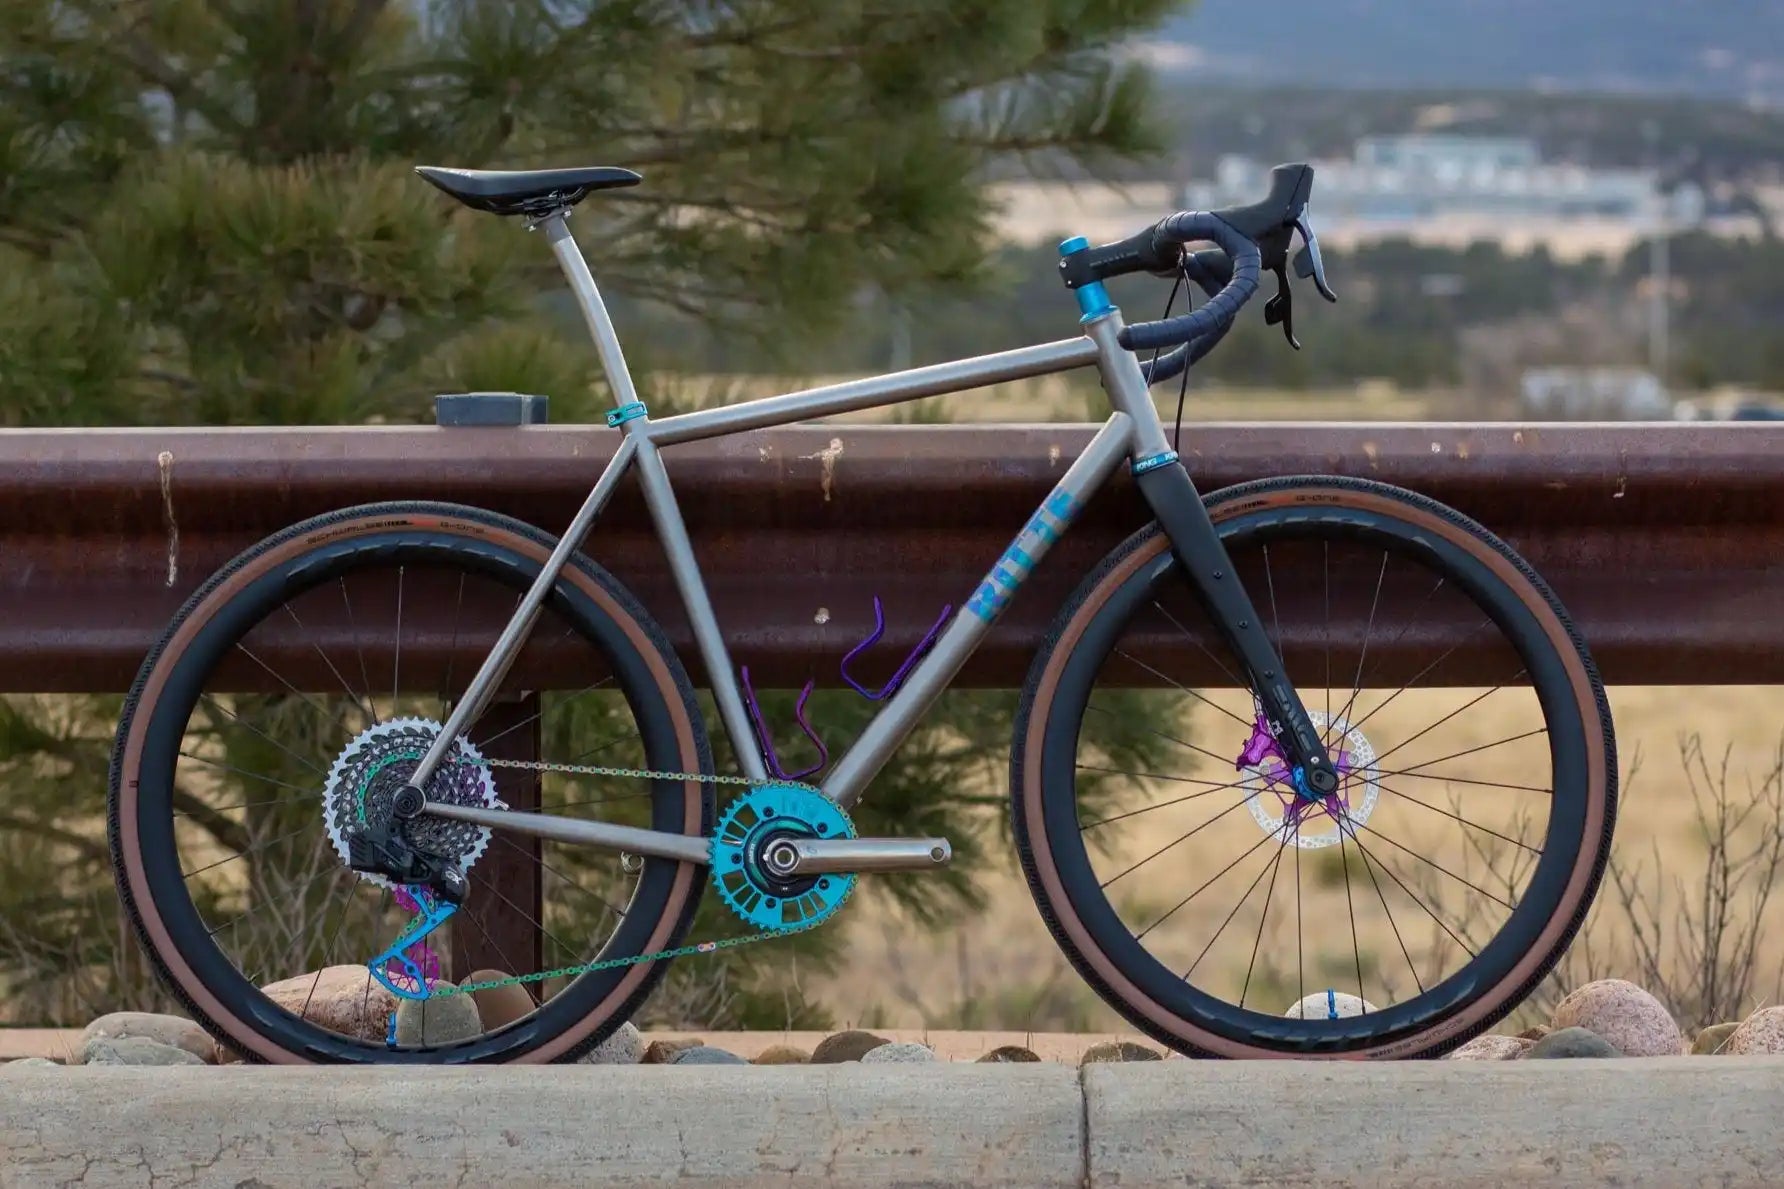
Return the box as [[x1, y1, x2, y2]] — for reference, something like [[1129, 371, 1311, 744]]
[[2, 1057, 1782, 1187], [1085, 1056, 1784, 1188]]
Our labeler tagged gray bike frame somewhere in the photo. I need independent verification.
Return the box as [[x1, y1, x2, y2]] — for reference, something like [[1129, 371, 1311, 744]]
[[408, 211, 1182, 866]]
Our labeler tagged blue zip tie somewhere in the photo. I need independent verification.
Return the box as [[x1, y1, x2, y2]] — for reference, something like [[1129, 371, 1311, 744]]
[[605, 400, 647, 428]]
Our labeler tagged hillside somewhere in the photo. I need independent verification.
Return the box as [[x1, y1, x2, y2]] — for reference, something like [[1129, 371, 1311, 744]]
[[1155, 1, 1784, 103]]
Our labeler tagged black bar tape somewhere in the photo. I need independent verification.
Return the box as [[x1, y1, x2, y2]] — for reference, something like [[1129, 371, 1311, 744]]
[[1117, 213, 1261, 352]]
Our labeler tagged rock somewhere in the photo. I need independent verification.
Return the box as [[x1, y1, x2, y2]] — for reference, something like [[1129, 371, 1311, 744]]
[[261, 965, 398, 1046], [861, 1042, 936, 1064], [82, 1037, 206, 1067], [5, 1057, 60, 1068], [1692, 1021, 1742, 1055], [580, 1021, 643, 1065], [1525, 1026, 1622, 1059], [669, 1046, 747, 1065], [79, 1012, 214, 1065], [1724, 1006, 1784, 1055], [1081, 1041, 1163, 1065], [1517, 1025, 1552, 1042], [1447, 1035, 1532, 1060], [1549, 978, 1683, 1058], [393, 984, 482, 1047], [978, 1045, 1041, 1063], [465, 970, 535, 1032], [809, 1030, 890, 1064], [1284, 991, 1377, 1019], [641, 1039, 702, 1064], [752, 1045, 811, 1065]]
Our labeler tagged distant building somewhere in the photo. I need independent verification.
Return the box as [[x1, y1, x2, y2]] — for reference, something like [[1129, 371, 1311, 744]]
[[1520, 367, 1673, 420], [1187, 134, 1704, 228]]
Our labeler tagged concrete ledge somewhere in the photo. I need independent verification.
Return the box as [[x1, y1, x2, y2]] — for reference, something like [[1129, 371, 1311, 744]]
[[1085, 1056, 1784, 1188], [4, 1058, 1784, 1187], [0, 1065, 1085, 1188]]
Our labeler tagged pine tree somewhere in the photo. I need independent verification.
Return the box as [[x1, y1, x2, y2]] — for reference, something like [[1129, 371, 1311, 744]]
[[0, 0, 1186, 1028]]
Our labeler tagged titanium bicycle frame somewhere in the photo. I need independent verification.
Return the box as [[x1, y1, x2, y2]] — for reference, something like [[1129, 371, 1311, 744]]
[[406, 210, 1340, 866]]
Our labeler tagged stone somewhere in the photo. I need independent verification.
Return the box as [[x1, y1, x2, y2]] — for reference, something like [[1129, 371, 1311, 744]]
[[861, 1042, 936, 1064], [393, 984, 482, 1047], [5, 1057, 60, 1068], [641, 1039, 702, 1064], [1284, 991, 1378, 1019], [1692, 1021, 1742, 1055], [261, 965, 399, 1046], [1081, 1041, 1163, 1065], [752, 1045, 811, 1065], [79, 1012, 214, 1065], [1724, 1006, 1784, 1055], [978, 1045, 1042, 1063], [669, 1046, 747, 1065], [579, 1021, 643, 1065], [1447, 1035, 1532, 1060], [1549, 979, 1683, 1058], [1517, 1025, 1552, 1042], [1525, 1026, 1622, 1059], [465, 970, 535, 1032], [82, 1037, 206, 1067], [809, 1030, 891, 1064]]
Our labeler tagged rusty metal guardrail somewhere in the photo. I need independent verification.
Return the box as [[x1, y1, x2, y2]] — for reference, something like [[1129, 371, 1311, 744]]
[[3, 421, 1782, 693]]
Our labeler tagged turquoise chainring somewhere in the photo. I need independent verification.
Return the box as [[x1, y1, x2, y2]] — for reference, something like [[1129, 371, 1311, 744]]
[[709, 783, 857, 932]]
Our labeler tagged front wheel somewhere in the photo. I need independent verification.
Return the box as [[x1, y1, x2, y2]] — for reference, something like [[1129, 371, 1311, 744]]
[[1012, 476, 1615, 1058]]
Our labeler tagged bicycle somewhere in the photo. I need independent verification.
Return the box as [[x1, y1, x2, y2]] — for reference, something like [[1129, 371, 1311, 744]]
[[108, 160, 1616, 1063]]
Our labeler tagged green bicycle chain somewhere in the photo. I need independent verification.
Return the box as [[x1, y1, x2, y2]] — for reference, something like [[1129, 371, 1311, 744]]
[[396, 758, 837, 1000]]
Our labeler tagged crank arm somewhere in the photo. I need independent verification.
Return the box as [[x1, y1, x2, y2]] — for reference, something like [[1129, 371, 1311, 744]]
[[762, 836, 953, 877], [422, 801, 710, 864]]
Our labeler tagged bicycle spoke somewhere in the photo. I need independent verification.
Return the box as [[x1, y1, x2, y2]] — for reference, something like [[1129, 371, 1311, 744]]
[[1345, 821, 1425, 996], [438, 572, 467, 723], [1348, 614, 1493, 735], [1344, 823, 1481, 959], [1367, 679, 1528, 768], [1137, 828, 1283, 941], [1239, 832, 1291, 1010], [1099, 797, 1253, 890], [392, 565, 404, 708], [196, 697, 325, 776], [1349, 818, 1514, 911], [1112, 648, 1254, 731], [1374, 777, 1544, 852], [1150, 600, 1243, 687], [1181, 830, 1286, 980], [478, 676, 617, 752], [232, 643, 357, 742], [1334, 573, 1446, 729], [181, 823, 315, 879], [1340, 832, 1365, 1004], [1375, 726, 1551, 782], [1084, 703, 1247, 773], [177, 751, 315, 796]]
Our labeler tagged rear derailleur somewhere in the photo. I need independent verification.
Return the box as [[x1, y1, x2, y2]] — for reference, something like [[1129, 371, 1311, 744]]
[[340, 787, 469, 906]]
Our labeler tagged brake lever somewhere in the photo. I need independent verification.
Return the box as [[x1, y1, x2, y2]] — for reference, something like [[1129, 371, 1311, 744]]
[[1292, 212, 1338, 303], [1264, 265, 1298, 350]]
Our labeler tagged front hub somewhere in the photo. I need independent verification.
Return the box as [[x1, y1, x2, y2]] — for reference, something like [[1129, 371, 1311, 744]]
[[1235, 709, 1379, 849]]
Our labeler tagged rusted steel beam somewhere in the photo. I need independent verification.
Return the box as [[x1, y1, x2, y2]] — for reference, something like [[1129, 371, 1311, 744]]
[[3, 422, 1781, 691]]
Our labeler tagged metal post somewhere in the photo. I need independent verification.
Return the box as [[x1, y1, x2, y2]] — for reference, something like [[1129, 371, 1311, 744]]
[[452, 691, 543, 988]]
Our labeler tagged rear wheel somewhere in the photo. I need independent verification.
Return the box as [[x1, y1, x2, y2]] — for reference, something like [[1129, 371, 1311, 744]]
[[1012, 476, 1615, 1058], [108, 501, 713, 1063]]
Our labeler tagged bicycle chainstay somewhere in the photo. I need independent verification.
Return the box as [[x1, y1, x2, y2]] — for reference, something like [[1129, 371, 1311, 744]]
[[373, 758, 847, 1001]]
